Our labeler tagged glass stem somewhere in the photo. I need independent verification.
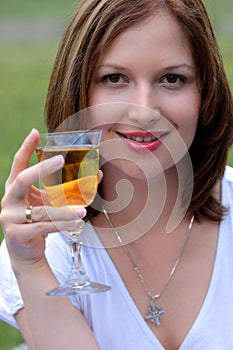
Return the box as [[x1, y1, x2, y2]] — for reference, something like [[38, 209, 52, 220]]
[[69, 234, 85, 275], [66, 231, 90, 288]]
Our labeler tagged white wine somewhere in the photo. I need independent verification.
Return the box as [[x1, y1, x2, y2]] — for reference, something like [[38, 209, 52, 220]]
[[37, 147, 99, 208]]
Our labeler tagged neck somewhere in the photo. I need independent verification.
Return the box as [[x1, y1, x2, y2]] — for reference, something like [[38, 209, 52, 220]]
[[100, 160, 190, 236]]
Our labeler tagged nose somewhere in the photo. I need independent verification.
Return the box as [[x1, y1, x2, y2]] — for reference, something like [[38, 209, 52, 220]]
[[127, 83, 161, 126]]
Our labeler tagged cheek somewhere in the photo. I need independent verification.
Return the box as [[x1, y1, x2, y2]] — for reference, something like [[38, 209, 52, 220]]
[[176, 111, 199, 149], [88, 84, 113, 107], [160, 91, 200, 159], [182, 117, 198, 149], [88, 89, 101, 107], [84, 101, 115, 130], [166, 91, 200, 134], [85, 102, 128, 130], [182, 92, 200, 133]]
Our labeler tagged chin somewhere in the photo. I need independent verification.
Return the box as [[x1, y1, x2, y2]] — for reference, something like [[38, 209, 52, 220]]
[[115, 159, 168, 181]]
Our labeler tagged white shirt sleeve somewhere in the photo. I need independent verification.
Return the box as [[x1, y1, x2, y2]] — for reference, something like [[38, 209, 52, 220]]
[[0, 239, 23, 327], [0, 231, 81, 328]]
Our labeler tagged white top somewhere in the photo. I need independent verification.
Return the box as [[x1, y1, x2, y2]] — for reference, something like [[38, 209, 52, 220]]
[[1, 166, 233, 349]]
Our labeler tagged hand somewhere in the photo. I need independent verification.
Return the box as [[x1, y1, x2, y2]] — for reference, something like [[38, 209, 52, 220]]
[[0, 129, 85, 272]]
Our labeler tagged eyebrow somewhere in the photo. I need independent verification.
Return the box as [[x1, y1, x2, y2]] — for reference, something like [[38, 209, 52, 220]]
[[164, 64, 196, 72], [96, 63, 196, 72], [96, 64, 129, 71]]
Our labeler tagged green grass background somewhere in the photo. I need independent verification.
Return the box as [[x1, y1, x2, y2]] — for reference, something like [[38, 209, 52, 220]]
[[0, 0, 233, 348]]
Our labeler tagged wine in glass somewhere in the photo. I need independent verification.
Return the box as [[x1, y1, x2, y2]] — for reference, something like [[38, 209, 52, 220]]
[[36, 130, 111, 296]]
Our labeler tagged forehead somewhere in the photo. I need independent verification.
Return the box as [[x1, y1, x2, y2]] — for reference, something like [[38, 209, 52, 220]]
[[98, 9, 193, 65]]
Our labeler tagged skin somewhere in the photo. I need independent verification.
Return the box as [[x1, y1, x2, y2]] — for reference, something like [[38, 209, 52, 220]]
[[88, 12, 200, 178], [0, 9, 220, 350], [88, 11, 201, 237]]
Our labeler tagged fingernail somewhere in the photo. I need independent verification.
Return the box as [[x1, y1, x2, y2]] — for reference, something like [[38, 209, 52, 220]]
[[27, 128, 38, 142], [75, 207, 87, 218], [50, 155, 64, 167]]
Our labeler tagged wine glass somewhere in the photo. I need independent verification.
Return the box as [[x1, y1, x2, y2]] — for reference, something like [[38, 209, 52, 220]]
[[36, 130, 111, 296]]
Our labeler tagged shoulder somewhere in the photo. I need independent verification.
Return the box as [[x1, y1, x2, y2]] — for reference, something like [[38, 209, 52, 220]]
[[222, 166, 233, 209], [223, 166, 233, 195], [224, 165, 233, 183], [0, 239, 23, 327]]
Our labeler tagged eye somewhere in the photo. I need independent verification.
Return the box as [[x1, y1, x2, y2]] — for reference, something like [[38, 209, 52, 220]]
[[166, 75, 180, 84], [101, 73, 128, 85], [159, 74, 186, 88]]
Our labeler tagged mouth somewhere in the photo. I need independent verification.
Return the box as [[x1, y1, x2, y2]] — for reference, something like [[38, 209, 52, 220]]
[[116, 131, 167, 153], [117, 131, 164, 141]]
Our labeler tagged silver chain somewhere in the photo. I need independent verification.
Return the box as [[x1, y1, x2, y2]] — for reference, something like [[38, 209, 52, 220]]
[[102, 207, 194, 325]]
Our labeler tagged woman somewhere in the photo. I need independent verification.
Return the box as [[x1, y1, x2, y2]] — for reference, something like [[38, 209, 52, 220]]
[[0, 0, 233, 349]]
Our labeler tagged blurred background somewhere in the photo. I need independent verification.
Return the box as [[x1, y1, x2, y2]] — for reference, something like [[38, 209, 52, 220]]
[[0, 0, 232, 348]]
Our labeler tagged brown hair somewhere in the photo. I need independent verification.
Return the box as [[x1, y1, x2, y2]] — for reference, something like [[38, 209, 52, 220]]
[[44, 0, 233, 221]]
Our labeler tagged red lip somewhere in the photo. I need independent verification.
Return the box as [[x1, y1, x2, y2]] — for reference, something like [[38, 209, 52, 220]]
[[117, 131, 166, 153], [122, 131, 163, 137]]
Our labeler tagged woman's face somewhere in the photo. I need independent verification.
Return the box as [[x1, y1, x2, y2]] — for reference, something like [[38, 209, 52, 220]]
[[87, 10, 201, 178]]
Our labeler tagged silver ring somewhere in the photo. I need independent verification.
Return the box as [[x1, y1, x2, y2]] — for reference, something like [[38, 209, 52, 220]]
[[25, 206, 33, 223]]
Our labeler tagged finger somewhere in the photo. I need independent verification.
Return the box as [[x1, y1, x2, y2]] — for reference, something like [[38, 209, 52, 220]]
[[17, 206, 85, 224], [1, 205, 86, 225], [6, 129, 40, 188], [5, 155, 64, 203], [31, 206, 87, 222], [5, 220, 79, 243], [25, 186, 51, 207], [25, 186, 45, 206], [98, 169, 103, 184]]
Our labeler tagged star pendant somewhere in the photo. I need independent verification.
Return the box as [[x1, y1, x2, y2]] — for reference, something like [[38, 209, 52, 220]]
[[144, 298, 165, 326]]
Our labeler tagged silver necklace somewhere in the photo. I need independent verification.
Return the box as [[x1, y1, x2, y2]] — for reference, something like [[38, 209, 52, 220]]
[[102, 208, 194, 326]]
